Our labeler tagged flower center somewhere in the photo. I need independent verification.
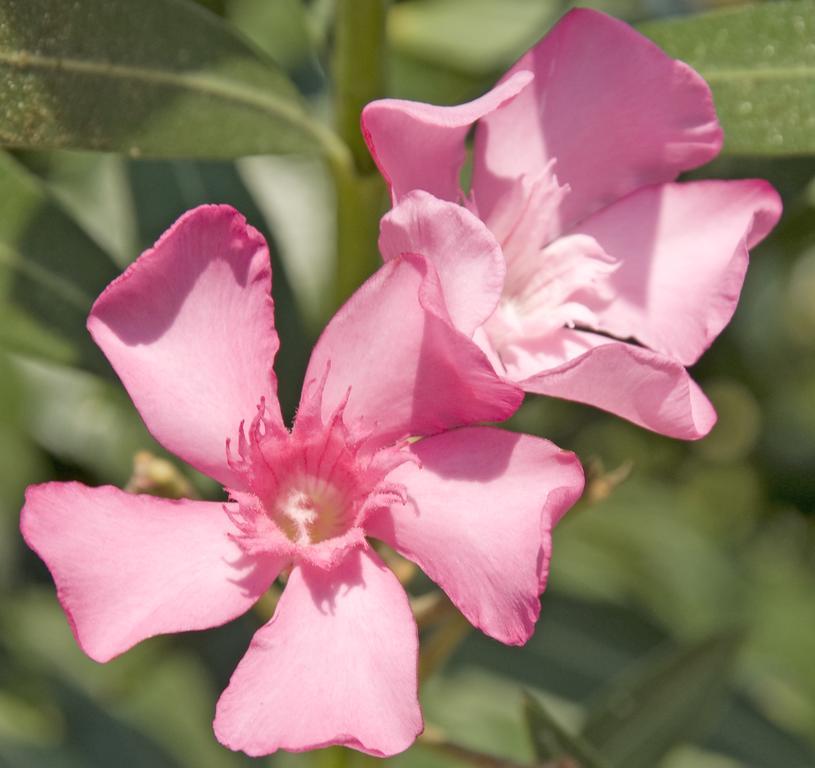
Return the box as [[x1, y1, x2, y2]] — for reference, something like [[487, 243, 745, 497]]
[[224, 378, 415, 565], [272, 474, 353, 546]]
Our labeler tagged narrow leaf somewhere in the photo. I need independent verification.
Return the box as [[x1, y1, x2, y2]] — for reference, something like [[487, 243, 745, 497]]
[[523, 691, 611, 768], [0, 0, 338, 159], [640, 1, 815, 155], [580, 630, 744, 768], [11, 355, 161, 485], [389, 0, 558, 76], [238, 155, 335, 331], [0, 151, 119, 371], [36, 151, 137, 268]]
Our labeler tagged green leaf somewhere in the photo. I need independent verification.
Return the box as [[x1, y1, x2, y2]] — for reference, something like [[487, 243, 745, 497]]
[[640, 1, 815, 155], [30, 151, 138, 269], [0, 151, 119, 372], [580, 631, 744, 768], [227, 0, 320, 75], [0, 0, 340, 159], [389, 0, 558, 76], [420, 669, 540, 764], [239, 155, 335, 331], [523, 691, 611, 768], [0, 301, 76, 365], [0, 690, 61, 747], [11, 355, 161, 485]]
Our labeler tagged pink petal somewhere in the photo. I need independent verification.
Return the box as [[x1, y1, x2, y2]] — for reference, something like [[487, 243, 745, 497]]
[[88, 205, 281, 489], [518, 333, 717, 439], [214, 548, 421, 757], [362, 70, 533, 203], [303, 254, 522, 447], [21, 482, 283, 663], [367, 427, 584, 645], [573, 180, 782, 365], [472, 8, 723, 234], [379, 190, 506, 336]]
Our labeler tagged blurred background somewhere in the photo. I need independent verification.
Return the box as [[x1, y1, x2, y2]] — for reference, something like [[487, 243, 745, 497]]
[[0, 0, 814, 766]]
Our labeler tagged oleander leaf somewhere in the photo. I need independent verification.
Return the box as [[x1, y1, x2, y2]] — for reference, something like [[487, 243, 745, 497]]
[[641, 1, 815, 155], [0, 0, 334, 158]]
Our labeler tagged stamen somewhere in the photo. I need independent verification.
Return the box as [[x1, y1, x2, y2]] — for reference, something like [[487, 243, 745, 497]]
[[225, 383, 417, 559]]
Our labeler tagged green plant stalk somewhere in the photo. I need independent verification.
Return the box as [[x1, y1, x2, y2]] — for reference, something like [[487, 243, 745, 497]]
[[333, 0, 387, 174], [331, 0, 389, 308], [331, 162, 386, 307]]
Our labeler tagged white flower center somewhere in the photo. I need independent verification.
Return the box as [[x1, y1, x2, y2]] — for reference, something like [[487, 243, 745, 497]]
[[273, 477, 351, 546]]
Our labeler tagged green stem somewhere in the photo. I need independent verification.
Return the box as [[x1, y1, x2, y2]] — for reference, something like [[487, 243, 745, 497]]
[[328, 155, 386, 307], [333, 0, 388, 174], [329, 0, 389, 309]]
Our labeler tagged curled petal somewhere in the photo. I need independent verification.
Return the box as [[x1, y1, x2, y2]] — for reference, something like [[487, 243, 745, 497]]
[[362, 70, 533, 203]]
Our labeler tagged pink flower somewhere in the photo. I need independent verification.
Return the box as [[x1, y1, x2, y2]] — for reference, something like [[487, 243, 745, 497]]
[[362, 8, 782, 439], [21, 205, 584, 756]]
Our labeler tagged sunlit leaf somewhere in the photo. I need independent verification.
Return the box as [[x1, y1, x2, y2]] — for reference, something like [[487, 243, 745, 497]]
[[641, 1, 815, 155], [580, 631, 743, 768], [0, 0, 337, 159]]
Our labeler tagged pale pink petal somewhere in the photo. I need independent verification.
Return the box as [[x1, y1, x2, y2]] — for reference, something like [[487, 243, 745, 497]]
[[20, 482, 283, 663], [303, 254, 522, 446], [379, 190, 506, 336], [473, 8, 723, 234], [516, 332, 717, 439], [573, 180, 782, 365], [480, 165, 569, 265], [88, 205, 281, 489], [367, 427, 582, 646], [214, 548, 421, 757], [362, 70, 533, 203]]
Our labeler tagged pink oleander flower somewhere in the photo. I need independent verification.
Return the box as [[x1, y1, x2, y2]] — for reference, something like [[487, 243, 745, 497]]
[[362, 7, 782, 440], [21, 205, 584, 757]]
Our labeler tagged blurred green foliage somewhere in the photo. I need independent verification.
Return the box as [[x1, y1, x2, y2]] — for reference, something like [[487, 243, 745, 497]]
[[0, 0, 813, 767]]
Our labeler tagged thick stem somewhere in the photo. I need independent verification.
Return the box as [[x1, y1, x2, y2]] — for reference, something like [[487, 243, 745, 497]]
[[330, 158, 386, 307], [333, 0, 387, 174], [330, 0, 389, 308]]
